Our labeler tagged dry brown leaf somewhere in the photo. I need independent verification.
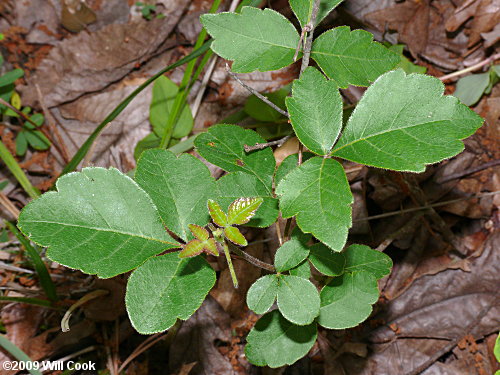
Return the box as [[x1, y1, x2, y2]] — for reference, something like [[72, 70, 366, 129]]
[[169, 297, 236, 375], [20, 6, 188, 107]]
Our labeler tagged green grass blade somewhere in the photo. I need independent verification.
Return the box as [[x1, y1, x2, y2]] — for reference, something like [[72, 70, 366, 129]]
[[0, 140, 40, 198], [5, 221, 57, 301], [60, 40, 212, 177], [159, 0, 221, 149], [0, 334, 43, 375], [0, 296, 52, 308]]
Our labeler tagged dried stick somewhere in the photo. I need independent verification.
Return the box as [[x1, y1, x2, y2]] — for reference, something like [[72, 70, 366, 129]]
[[225, 63, 289, 118], [439, 52, 500, 81], [435, 159, 500, 183]]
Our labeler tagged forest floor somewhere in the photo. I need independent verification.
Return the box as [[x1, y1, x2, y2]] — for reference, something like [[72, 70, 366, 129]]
[[0, 0, 499, 374]]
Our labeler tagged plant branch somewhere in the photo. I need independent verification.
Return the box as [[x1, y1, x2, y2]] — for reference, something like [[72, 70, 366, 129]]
[[435, 159, 500, 183], [439, 52, 500, 81], [244, 135, 292, 152], [299, 0, 321, 76], [225, 63, 289, 118], [354, 190, 500, 222], [228, 242, 275, 272]]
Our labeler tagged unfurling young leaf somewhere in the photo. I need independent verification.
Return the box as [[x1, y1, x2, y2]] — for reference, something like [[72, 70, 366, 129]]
[[224, 226, 247, 246], [178, 224, 219, 258], [208, 199, 228, 227], [227, 197, 264, 225]]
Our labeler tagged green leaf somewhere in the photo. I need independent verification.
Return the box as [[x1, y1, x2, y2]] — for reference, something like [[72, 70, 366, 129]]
[[125, 252, 215, 334], [29, 113, 44, 127], [18, 168, 179, 278], [309, 243, 345, 276], [290, 0, 343, 27], [318, 272, 379, 329], [201, 7, 300, 73], [25, 130, 50, 150], [217, 172, 278, 227], [15, 131, 28, 156], [276, 157, 353, 251], [224, 226, 247, 246], [454, 72, 490, 106], [286, 67, 342, 155], [388, 44, 426, 74], [179, 239, 205, 258], [246, 274, 278, 314], [343, 244, 392, 279], [0, 69, 24, 87], [134, 132, 160, 160], [227, 197, 263, 225], [289, 260, 311, 279], [178, 237, 218, 258], [277, 275, 320, 325], [274, 228, 311, 272], [188, 224, 209, 241], [195, 124, 276, 194], [150, 75, 193, 139], [494, 332, 500, 362], [135, 149, 216, 241], [207, 199, 228, 227], [244, 86, 289, 122], [332, 70, 484, 172], [274, 152, 314, 187], [245, 310, 317, 368], [311, 26, 400, 88]]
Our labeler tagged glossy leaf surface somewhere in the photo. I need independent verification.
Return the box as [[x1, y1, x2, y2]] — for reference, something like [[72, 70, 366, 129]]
[[208, 199, 228, 227], [227, 197, 263, 225]]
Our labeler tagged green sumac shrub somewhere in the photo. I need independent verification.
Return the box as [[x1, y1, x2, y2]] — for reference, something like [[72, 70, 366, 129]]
[[17, 1, 483, 368]]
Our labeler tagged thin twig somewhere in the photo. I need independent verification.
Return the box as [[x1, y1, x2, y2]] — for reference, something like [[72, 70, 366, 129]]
[[228, 242, 275, 272], [244, 135, 292, 152], [293, 28, 306, 62], [299, 0, 321, 76], [354, 190, 500, 222], [0, 97, 42, 128], [192, 55, 217, 118], [435, 159, 500, 183], [225, 63, 289, 118], [439, 52, 500, 81], [61, 289, 109, 332]]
